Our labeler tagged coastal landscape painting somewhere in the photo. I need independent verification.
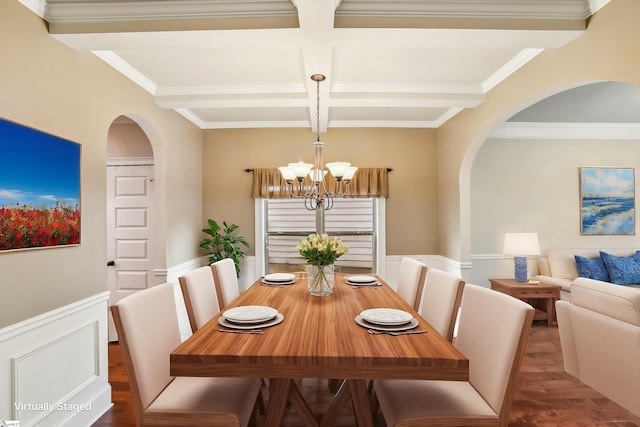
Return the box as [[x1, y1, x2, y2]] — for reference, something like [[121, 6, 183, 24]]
[[580, 167, 635, 235], [0, 118, 81, 251]]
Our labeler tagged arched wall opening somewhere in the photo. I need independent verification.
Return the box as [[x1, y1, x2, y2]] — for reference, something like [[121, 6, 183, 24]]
[[106, 113, 168, 275], [434, 0, 640, 285], [460, 80, 640, 286], [105, 114, 165, 339], [107, 115, 154, 158]]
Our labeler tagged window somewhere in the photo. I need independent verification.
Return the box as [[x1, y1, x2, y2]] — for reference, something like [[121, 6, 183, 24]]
[[255, 198, 385, 276]]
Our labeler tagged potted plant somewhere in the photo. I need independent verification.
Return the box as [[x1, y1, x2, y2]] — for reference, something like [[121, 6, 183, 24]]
[[199, 219, 249, 277]]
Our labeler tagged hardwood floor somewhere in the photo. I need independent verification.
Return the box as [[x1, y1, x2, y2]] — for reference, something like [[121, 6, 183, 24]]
[[93, 322, 640, 427]]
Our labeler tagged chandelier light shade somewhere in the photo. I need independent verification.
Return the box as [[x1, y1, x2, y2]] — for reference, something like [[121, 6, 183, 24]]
[[278, 74, 357, 211], [278, 166, 297, 182], [287, 162, 313, 179], [325, 162, 350, 180]]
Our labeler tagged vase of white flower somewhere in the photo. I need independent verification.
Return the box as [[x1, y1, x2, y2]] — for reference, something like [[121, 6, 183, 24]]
[[306, 263, 335, 296], [297, 234, 348, 297]]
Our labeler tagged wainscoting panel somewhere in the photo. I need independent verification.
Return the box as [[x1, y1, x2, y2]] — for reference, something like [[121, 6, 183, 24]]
[[0, 291, 111, 427], [13, 322, 99, 425]]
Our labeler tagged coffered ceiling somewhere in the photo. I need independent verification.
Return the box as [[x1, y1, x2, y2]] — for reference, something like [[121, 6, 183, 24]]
[[22, 0, 609, 131]]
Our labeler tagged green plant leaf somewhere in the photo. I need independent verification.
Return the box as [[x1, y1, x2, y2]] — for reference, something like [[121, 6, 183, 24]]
[[200, 218, 249, 278]]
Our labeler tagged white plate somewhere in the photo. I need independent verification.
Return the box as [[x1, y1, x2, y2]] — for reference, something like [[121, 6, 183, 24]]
[[264, 273, 296, 282], [222, 305, 278, 323], [345, 278, 380, 286], [355, 315, 419, 332], [360, 308, 414, 325], [219, 313, 284, 330], [347, 275, 377, 283], [262, 278, 296, 286]]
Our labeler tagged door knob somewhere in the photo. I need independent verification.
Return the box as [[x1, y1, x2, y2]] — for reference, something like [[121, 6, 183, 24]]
[[107, 260, 115, 266]]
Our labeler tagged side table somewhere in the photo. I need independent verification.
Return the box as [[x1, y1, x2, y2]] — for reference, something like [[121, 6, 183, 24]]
[[489, 278, 560, 327]]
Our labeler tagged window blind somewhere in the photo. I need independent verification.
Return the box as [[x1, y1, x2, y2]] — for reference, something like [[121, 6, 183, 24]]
[[266, 198, 374, 269]]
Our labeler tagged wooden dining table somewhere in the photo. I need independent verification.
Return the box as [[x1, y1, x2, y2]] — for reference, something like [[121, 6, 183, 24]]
[[170, 272, 469, 427]]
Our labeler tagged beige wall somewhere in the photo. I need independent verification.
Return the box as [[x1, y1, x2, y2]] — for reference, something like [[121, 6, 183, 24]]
[[437, 0, 640, 266], [202, 127, 438, 255], [0, 0, 203, 327], [472, 138, 640, 255]]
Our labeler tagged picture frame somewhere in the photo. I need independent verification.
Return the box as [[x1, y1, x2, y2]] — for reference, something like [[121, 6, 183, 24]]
[[579, 167, 635, 235], [0, 118, 81, 251]]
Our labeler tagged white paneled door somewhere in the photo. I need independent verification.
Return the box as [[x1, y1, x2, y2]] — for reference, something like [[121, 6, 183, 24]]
[[106, 164, 155, 340]]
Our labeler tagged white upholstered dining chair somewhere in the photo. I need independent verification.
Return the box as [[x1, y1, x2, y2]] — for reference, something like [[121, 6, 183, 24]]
[[111, 282, 262, 427], [374, 284, 534, 427], [178, 266, 221, 333], [211, 258, 241, 309], [416, 268, 465, 342], [396, 257, 428, 310]]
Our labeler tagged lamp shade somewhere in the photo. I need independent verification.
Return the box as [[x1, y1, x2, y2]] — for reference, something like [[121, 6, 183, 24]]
[[278, 166, 296, 181], [326, 162, 351, 179], [503, 233, 540, 256], [343, 166, 358, 181], [288, 162, 313, 178]]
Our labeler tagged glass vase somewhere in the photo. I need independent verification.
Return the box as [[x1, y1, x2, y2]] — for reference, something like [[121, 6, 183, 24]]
[[307, 264, 334, 296]]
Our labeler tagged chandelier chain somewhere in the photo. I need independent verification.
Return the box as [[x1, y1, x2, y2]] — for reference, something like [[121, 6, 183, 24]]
[[316, 77, 321, 140], [278, 73, 357, 211]]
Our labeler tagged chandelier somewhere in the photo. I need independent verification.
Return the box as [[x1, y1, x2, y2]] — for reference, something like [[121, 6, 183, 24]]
[[278, 74, 357, 211]]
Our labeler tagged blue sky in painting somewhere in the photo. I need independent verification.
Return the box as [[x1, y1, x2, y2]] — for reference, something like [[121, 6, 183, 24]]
[[581, 168, 634, 198], [0, 119, 80, 209]]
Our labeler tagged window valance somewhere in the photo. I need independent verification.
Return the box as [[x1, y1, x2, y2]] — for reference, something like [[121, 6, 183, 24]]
[[251, 167, 389, 199]]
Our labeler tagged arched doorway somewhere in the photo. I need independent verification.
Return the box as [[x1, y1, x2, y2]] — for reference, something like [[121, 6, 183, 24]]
[[463, 81, 640, 285], [106, 115, 156, 340]]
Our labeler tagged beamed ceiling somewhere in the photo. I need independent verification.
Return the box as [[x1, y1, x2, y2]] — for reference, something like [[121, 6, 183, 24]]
[[20, 0, 612, 131]]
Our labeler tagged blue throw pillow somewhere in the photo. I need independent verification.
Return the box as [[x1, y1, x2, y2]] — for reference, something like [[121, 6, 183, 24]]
[[574, 255, 610, 282], [599, 251, 640, 285]]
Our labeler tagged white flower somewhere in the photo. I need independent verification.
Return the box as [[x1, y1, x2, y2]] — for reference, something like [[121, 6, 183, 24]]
[[297, 233, 348, 266]]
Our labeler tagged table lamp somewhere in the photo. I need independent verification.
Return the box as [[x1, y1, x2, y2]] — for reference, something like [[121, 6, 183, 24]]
[[503, 232, 540, 282]]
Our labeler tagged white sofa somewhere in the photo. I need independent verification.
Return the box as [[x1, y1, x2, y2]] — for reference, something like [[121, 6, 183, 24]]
[[556, 277, 640, 417], [536, 248, 640, 300]]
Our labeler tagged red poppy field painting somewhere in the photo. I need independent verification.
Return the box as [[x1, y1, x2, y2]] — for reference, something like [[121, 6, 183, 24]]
[[0, 118, 81, 251]]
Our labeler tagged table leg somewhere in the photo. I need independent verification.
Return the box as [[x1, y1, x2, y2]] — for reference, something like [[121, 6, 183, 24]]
[[288, 380, 319, 427], [320, 379, 376, 427], [320, 380, 351, 427], [264, 378, 291, 427], [547, 297, 556, 327], [264, 379, 318, 427], [348, 379, 374, 427]]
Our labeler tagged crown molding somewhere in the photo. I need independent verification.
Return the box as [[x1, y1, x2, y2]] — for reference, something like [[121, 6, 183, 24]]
[[491, 122, 640, 139], [482, 48, 543, 92], [23, 0, 598, 23], [156, 83, 306, 97], [40, 0, 297, 23], [92, 50, 157, 94], [199, 119, 311, 129], [336, 0, 590, 20], [156, 95, 309, 109], [588, 0, 611, 14], [17, 0, 46, 17], [331, 82, 482, 95], [433, 107, 464, 127]]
